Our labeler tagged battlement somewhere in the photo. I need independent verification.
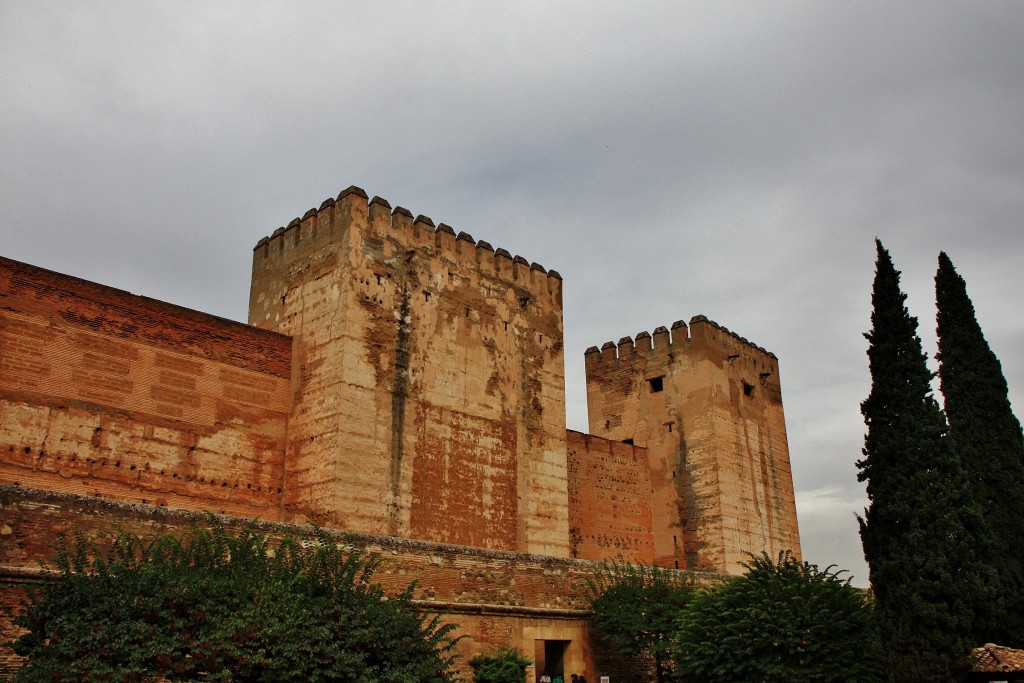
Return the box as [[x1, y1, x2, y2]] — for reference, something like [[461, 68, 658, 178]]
[[584, 315, 778, 376], [252, 185, 562, 301]]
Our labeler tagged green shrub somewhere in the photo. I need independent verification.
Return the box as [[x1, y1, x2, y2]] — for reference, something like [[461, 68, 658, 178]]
[[11, 523, 459, 682], [672, 552, 884, 683], [469, 646, 532, 683]]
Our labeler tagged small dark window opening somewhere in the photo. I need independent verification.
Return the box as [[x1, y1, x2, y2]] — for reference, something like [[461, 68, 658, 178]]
[[623, 438, 634, 445], [674, 560, 679, 569], [648, 376, 665, 393], [672, 470, 676, 478], [742, 380, 755, 397], [667, 422, 674, 433], [375, 274, 382, 285], [424, 291, 431, 302]]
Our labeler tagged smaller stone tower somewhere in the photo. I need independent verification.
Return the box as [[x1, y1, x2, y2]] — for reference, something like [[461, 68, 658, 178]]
[[584, 316, 800, 573]]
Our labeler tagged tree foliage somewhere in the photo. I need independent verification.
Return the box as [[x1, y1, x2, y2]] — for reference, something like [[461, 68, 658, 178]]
[[586, 559, 695, 683], [857, 241, 986, 682], [671, 552, 883, 683], [468, 646, 532, 683], [10, 523, 459, 682], [936, 250, 1024, 646]]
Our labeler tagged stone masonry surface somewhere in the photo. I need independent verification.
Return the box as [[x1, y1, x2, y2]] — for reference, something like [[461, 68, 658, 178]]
[[0, 184, 800, 679]]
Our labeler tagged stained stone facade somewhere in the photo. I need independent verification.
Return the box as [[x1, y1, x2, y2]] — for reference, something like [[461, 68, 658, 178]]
[[0, 185, 800, 678]]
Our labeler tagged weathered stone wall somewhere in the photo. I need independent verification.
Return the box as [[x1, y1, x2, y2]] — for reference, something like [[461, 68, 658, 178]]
[[0, 258, 292, 519], [0, 486, 662, 682], [566, 430, 654, 563], [249, 187, 569, 556], [0, 183, 802, 677], [584, 316, 800, 573]]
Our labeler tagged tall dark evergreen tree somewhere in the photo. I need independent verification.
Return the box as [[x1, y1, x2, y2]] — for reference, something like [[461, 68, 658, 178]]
[[858, 241, 986, 683], [936, 251, 1024, 646]]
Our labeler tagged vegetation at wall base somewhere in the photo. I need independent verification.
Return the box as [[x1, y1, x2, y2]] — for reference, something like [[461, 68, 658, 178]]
[[671, 552, 883, 683], [586, 559, 696, 683], [468, 646, 532, 683], [9, 523, 459, 682], [586, 554, 881, 682], [936, 251, 1024, 647], [858, 241, 986, 682]]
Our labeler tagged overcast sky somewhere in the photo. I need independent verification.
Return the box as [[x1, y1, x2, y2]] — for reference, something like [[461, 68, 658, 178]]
[[3, 2, 1023, 586]]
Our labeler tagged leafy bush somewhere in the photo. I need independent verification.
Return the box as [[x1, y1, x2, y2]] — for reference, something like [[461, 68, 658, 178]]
[[671, 552, 884, 683], [586, 559, 696, 683], [469, 646, 532, 683], [11, 523, 459, 682]]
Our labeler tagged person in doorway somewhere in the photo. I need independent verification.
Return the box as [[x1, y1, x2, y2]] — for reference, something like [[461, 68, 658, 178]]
[[540, 673, 552, 683], [571, 675, 579, 683], [553, 675, 564, 683]]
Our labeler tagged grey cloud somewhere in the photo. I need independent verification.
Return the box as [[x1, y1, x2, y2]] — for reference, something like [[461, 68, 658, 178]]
[[3, 2, 1023, 586]]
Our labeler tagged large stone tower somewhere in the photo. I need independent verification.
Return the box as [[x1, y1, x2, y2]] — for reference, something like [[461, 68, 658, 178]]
[[248, 187, 570, 556], [584, 317, 800, 573]]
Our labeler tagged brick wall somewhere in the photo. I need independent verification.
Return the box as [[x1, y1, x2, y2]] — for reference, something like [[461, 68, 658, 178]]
[[566, 430, 654, 563], [0, 257, 292, 519]]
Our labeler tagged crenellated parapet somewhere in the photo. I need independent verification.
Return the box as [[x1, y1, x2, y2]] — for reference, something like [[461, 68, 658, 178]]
[[584, 315, 779, 379], [252, 185, 562, 303]]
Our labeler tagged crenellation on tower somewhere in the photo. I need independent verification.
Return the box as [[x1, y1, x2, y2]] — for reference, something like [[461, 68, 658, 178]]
[[392, 205, 413, 221], [685, 315, 780, 379], [633, 330, 652, 353], [652, 325, 671, 353]]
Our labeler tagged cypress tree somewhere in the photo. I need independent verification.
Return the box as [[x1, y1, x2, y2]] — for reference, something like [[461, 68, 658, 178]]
[[936, 251, 1024, 646], [858, 241, 982, 682]]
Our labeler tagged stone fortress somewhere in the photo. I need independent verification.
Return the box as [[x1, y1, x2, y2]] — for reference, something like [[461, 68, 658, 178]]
[[0, 185, 800, 678]]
